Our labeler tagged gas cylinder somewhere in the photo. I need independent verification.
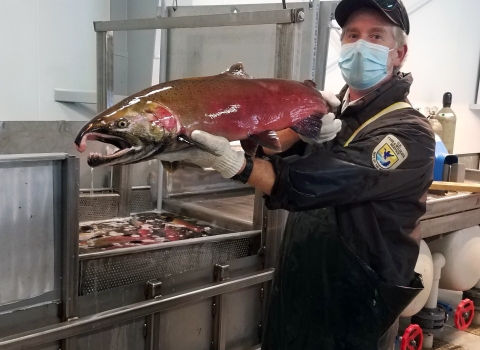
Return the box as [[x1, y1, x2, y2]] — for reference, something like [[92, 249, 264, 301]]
[[436, 92, 457, 154], [428, 117, 443, 138], [425, 107, 443, 139]]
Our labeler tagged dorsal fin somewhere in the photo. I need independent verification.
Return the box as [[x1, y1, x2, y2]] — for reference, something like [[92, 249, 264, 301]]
[[221, 63, 251, 79], [304, 79, 317, 88]]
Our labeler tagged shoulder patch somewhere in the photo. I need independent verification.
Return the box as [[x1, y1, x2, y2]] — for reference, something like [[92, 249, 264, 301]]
[[372, 134, 408, 170]]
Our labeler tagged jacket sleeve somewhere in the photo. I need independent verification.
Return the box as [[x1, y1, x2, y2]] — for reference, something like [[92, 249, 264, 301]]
[[265, 121, 436, 212]]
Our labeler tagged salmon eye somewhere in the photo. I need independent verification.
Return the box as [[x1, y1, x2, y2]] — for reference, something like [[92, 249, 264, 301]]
[[117, 119, 129, 128]]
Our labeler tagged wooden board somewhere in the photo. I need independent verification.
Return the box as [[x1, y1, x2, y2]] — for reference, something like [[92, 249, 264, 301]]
[[430, 181, 480, 193]]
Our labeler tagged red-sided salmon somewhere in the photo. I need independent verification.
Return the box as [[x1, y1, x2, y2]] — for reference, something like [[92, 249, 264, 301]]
[[74, 63, 330, 168]]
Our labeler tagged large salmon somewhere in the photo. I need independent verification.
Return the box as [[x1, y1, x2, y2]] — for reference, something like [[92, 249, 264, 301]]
[[74, 63, 330, 167]]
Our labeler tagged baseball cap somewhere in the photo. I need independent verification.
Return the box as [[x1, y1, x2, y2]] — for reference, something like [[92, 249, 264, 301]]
[[335, 0, 410, 35]]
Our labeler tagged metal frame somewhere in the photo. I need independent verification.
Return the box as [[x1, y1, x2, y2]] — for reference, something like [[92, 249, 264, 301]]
[[78, 230, 261, 261], [315, 1, 338, 90], [60, 156, 81, 350], [96, 7, 309, 219], [0, 270, 274, 350], [0, 153, 79, 349], [94, 10, 304, 32], [212, 264, 230, 350], [0, 8, 304, 349]]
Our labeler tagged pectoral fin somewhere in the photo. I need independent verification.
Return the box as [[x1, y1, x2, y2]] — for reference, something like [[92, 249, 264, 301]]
[[240, 139, 259, 157], [290, 114, 324, 139], [250, 130, 281, 152]]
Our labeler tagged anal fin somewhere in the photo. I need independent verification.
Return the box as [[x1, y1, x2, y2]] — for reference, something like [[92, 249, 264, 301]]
[[240, 139, 259, 157], [250, 130, 281, 152], [290, 114, 324, 139]]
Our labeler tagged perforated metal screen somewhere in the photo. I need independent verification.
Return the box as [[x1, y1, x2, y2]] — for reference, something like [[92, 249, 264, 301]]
[[79, 238, 252, 295], [79, 196, 119, 222], [130, 188, 154, 213]]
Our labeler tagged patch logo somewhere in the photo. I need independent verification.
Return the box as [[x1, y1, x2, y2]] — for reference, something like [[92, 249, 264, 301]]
[[372, 135, 408, 170]]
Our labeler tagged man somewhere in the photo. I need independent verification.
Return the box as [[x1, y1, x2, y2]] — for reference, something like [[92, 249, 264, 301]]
[[158, 0, 435, 348]]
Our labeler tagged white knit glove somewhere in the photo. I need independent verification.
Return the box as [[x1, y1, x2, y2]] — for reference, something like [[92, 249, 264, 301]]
[[155, 130, 245, 179], [299, 112, 342, 144], [299, 91, 342, 144], [320, 90, 342, 110]]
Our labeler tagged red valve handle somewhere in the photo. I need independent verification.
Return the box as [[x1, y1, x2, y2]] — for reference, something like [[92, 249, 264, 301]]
[[400, 324, 423, 350], [454, 298, 475, 331]]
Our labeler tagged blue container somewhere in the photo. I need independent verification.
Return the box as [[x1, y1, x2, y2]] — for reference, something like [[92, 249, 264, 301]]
[[433, 134, 458, 181]]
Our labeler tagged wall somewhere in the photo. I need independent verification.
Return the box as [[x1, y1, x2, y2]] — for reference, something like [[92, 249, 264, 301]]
[[0, 0, 110, 122]]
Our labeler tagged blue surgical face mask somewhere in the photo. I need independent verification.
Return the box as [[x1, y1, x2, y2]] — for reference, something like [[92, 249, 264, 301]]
[[338, 40, 393, 90]]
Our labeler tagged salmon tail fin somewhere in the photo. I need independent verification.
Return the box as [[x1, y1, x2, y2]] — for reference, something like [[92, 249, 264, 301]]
[[250, 131, 281, 152], [240, 139, 259, 157], [291, 113, 324, 139], [161, 161, 181, 173], [303, 79, 317, 88]]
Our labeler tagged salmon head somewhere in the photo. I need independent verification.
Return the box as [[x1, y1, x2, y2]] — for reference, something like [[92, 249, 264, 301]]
[[74, 94, 181, 167]]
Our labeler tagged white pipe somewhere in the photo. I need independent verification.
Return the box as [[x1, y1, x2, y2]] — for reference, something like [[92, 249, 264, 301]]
[[423, 333, 434, 349], [422, 253, 446, 349], [425, 253, 446, 309], [473, 312, 480, 326]]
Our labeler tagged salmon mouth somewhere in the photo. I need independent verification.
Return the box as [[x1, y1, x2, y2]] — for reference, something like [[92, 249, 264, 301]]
[[75, 132, 139, 167]]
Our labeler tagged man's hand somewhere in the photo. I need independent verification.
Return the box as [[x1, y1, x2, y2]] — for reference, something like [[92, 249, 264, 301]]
[[299, 91, 342, 145], [299, 112, 342, 144], [320, 91, 342, 111], [156, 130, 245, 179]]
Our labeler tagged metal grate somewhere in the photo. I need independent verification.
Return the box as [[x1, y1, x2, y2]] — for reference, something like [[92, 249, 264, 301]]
[[130, 188, 154, 213], [79, 238, 252, 295], [79, 195, 119, 222]]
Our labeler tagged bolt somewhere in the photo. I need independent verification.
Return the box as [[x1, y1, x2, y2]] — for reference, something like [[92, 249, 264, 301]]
[[297, 11, 305, 21]]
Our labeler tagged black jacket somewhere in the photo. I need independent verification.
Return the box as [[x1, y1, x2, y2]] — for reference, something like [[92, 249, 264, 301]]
[[265, 72, 436, 286]]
